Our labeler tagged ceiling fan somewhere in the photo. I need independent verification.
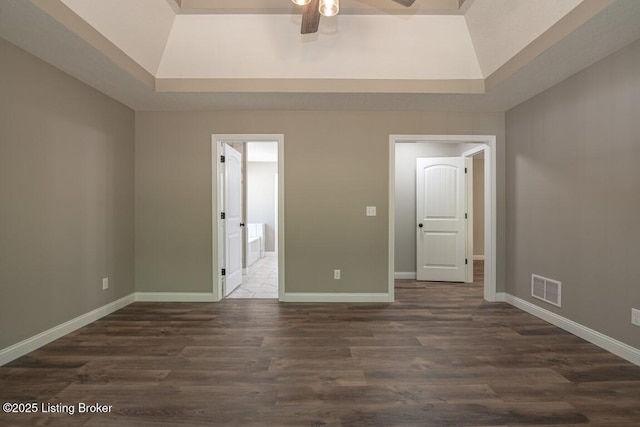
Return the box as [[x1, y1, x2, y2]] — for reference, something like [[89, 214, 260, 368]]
[[292, 0, 417, 34]]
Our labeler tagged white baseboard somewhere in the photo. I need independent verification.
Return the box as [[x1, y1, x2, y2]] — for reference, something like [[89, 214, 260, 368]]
[[0, 291, 218, 366], [0, 293, 135, 366], [473, 255, 485, 261], [494, 292, 507, 302], [504, 293, 640, 367], [135, 292, 216, 302], [281, 292, 393, 303], [394, 272, 416, 280]]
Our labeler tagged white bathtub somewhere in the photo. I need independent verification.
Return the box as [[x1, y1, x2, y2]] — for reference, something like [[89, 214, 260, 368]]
[[246, 223, 265, 267]]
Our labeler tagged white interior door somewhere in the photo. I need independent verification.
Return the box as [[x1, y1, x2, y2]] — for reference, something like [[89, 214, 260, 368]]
[[224, 143, 243, 296], [416, 157, 469, 282]]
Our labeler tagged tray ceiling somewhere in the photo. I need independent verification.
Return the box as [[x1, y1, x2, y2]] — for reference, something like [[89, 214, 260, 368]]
[[1, 0, 639, 111]]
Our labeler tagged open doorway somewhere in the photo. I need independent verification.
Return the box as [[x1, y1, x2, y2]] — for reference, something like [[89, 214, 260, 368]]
[[463, 147, 486, 290], [212, 134, 284, 302], [389, 135, 497, 302], [235, 141, 279, 298]]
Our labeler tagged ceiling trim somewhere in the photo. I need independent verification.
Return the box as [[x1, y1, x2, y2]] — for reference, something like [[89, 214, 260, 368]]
[[31, 0, 155, 88], [485, 0, 614, 91], [155, 78, 485, 94], [177, 0, 465, 15]]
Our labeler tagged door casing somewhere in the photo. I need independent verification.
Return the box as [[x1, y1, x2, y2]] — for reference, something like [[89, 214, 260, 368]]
[[212, 134, 285, 302], [389, 135, 497, 302]]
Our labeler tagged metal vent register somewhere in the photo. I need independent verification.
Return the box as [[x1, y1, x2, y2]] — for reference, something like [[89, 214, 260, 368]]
[[531, 274, 562, 307]]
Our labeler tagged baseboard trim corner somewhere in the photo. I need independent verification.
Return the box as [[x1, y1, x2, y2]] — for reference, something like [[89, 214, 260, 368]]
[[394, 272, 416, 280], [504, 293, 640, 367], [473, 255, 485, 261], [135, 292, 216, 302], [0, 293, 135, 366], [281, 292, 393, 303], [494, 292, 507, 302]]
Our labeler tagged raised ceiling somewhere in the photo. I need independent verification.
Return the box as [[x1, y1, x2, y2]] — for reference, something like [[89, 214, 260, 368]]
[[1, 0, 639, 111], [176, 0, 469, 15]]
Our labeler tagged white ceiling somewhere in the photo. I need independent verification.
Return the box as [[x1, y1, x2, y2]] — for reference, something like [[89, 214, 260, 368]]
[[464, 0, 582, 76], [1, 0, 639, 112], [60, 0, 175, 74], [176, 0, 468, 15], [160, 14, 482, 80]]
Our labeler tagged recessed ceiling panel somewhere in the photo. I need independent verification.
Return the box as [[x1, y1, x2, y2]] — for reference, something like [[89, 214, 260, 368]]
[[156, 14, 482, 80], [178, 0, 464, 15]]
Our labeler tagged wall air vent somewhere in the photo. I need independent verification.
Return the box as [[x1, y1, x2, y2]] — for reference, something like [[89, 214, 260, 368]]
[[531, 274, 562, 307]]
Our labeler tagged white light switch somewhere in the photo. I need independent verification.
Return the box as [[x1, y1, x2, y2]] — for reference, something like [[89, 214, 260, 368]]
[[366, 206, 377, 216]]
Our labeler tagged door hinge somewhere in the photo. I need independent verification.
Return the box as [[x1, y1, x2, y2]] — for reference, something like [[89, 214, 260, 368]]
[[465, 167, 467, 173], [465, 213, 468, 219], [465, 259, 468, 265], [221, 268, 226, 276], [221, 212, 225, 219], [220, 155, 225, 163]]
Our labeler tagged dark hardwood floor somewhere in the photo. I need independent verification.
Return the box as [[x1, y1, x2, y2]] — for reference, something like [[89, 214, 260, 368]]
[[2, 262, 640, 426]]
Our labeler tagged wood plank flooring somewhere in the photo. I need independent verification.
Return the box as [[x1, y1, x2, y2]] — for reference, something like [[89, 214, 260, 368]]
[[1, 263, 640, 426]]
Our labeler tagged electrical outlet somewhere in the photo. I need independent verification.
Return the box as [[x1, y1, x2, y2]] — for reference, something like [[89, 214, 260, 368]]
[[632, 308, 640, 327], [102, 277, 109, 290], [334, 269, 341, 280], [366, 206, 377, 217]]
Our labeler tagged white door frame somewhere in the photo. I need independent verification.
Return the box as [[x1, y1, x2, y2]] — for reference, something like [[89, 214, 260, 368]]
[[212, 134, 285, 301], [389, 135, 497, 302]]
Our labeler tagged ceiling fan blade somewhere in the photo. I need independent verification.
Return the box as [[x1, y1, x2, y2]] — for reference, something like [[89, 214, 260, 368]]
[[301, 0, 321, 34], [391, 0, 416, 6]]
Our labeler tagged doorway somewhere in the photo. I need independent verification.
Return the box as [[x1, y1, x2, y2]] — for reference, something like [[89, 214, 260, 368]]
[[389, 135, 497, 302], [212, 134, 285, 302], [463, 146, 487, 291]]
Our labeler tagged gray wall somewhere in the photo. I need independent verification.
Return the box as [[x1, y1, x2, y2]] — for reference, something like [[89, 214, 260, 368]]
[[135, 111, 505, 294], [0, 38, 135, 349], [506, 38, 640, 349], [247, 161, 277, 252]]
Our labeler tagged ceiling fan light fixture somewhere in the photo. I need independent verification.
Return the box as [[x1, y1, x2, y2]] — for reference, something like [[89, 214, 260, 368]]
[[291, 0, 311, 5], [319, 0, 339, 17]]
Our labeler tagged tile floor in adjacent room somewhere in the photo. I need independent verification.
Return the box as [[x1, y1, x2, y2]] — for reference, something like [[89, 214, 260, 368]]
[[227, 255, 278, 299]]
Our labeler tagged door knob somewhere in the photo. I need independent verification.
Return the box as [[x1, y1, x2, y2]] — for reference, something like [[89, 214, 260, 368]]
[[418, 224, 423, 228], [240, 223, 245, 227]]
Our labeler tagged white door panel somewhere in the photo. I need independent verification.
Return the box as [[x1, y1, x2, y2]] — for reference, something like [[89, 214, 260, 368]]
[[423, 166, 458, 219], [416, 157, 469, 282], [224, 144, 243, 296], [422, 232, 460, 267]]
